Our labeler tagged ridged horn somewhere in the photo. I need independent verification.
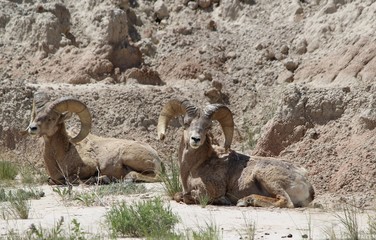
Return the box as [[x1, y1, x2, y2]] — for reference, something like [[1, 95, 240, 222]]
[[48, 97, 92, 143], [157, 99, 197, 140], [204, 104, 234, 150], [30, 98, 36, 123]]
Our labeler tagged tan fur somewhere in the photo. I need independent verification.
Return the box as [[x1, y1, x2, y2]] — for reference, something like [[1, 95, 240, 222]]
[[28, 100, 161, 185], [171, 112, 315, 208]]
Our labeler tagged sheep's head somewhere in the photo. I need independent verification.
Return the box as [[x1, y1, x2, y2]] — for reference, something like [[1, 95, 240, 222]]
[[157, 99, 234, 150], [27, 95, 92, 143]]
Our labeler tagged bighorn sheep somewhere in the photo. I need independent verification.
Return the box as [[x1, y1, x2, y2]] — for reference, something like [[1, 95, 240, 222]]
[[157, 99, 315, 208], [26, 94, 161, 185]]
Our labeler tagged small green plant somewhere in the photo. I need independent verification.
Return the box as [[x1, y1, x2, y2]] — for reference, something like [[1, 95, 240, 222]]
[[335, 205, 360, 240], [243, 125, 257, 150], [70, 218, 88, 240], [19, 164, 47, 185], [160, 157, 182, 198], [4, 229, 22, 240], [0, 188, 44, 202], [0, 161, 18, 180], [6, 217, 101, 239], [0, 188, 44, 220], [28, 217, 96, 239], [238, 214, 256, 240], [197, 191, 211, 208], [326, 204, 364, 240], [29, 216, 65, 238], [106, 197, 180, 238], [94, 181, 147, 197], [324, 224, 339, 240], [3, 196, 31, 219], [191, 220, 222, 240], [75, 192, 96, 207], [10, 195, 30, 219], [53, 182, 147, 206], [53, 186, 73, 201]]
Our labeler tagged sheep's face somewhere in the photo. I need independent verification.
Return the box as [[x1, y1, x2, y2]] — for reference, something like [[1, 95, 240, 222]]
[[28, 110, 65, 137], [185, 117, 212, 149]]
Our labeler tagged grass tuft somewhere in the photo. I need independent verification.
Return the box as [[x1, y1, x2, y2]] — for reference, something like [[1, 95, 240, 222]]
[[191, 220, 222, 240], [106, 197, 179, 238], [159, 158, 182, 199], [94, 181, 147, 197], [0, 187, 44, 220], [335, 205, 360, 240], [0, 161, 18, 180]]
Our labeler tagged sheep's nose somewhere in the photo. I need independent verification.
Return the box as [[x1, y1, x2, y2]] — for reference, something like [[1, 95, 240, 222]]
[[28, 124, 38, 134], [191, 136, 200, 143]]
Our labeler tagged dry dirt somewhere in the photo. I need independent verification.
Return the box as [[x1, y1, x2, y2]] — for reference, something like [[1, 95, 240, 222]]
[[0, 183, 373, 239], [0, 0, 376, 238]]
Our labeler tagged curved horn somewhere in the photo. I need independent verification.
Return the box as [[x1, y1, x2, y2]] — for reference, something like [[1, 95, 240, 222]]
[[204, 104, 234, 150], [157, 99, 197, 140], [48, 97, 92, 143]]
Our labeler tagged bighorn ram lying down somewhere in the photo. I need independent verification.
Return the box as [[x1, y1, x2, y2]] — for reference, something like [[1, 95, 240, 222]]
[[157, 99, 315, 208], [26, 95, 161, 184]]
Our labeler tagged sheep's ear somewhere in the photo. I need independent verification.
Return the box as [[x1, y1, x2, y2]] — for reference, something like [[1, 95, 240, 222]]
[[178, 116, 185, 128]]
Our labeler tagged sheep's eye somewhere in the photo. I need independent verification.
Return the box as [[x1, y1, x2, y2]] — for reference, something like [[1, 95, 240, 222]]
[[48, 117, 56, 122]]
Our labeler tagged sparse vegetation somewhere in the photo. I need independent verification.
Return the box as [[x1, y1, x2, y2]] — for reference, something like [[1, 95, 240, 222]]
[[53, 181, 147, 206], [191, 220, 222, 240], [334, 205, 361, 240], [74, 192, 96, 207], [0, 188, 44, 202], [324, 204, 376, 240], [0, 156, 48, 186], [105, 197, 179, 239], [28, 217, 101, 239], [2, 195, 31, 219], [160, 157, 182, 199], [238, 214, 256, 240], [197, 191, 211, 208], [94, 181, 147, 197], [0, 187, 44, 219], [5, 217, 103, 239], [0, 161, 18, 180], [243, 125, 258, 150], [53, 186, 73, 201], [18, 163, 48, 185]]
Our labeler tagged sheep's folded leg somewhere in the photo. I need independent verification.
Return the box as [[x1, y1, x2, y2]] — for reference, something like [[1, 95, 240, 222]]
[[236, 194, 290, 208], [82, 175, 112, 185], [173, 192, 184, 202], [173, 191, 200, 204], [48, 175, 81, 185], [212, 196, 232, 205], [125, 171, 160, 183]]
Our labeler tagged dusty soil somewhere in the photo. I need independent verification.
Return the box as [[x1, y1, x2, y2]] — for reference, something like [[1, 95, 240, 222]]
[[0, 183, 372, 239], [0, 0, 375, 237]]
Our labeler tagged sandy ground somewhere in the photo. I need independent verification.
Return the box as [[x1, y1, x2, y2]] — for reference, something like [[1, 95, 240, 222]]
[[0, 184, 373, 240]]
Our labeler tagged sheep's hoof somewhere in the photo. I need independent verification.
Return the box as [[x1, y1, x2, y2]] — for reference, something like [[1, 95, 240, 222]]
[[237, 196, 257, 207], [213, 196, 232, 205], [97, 175, 112, 184], [174, 192, 184, 202], [236, 200, 249, 207]]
